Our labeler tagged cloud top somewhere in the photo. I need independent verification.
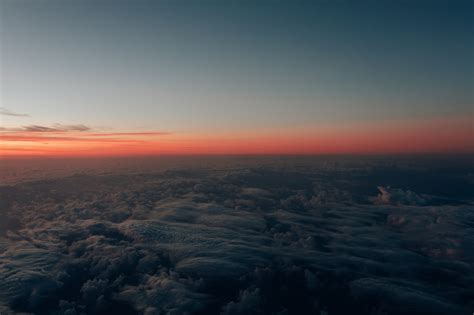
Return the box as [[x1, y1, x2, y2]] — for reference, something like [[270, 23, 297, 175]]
[[0, 158, 472, 314]]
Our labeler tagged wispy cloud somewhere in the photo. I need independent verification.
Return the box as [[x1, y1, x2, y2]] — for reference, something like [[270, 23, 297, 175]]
[[0, 134, 145, 143], [0, 124, 91, 132], [0, 123, 171, 145], [88, 131, 171, 137], [26, 124, 91, 132], [0, 107, 30, 117]]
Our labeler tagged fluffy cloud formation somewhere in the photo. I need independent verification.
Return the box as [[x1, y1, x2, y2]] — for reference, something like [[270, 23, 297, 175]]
[[0, 158, 473, 314], [371, 186, 428, 206]]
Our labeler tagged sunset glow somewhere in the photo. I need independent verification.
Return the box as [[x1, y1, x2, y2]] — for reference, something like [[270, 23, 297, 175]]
[[1, 117, 472, 157]]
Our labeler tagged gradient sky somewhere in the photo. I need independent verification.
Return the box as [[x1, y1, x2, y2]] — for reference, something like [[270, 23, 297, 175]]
[[0, 0, 473, 156]]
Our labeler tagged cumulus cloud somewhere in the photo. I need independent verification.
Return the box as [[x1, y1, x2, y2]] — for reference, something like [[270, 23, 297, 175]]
[[371, 186, 428, 206], [0, 159, 472, 314]]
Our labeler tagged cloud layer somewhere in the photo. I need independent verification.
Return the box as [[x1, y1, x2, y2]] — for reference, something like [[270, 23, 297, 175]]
[[0, 158, 473, 314]]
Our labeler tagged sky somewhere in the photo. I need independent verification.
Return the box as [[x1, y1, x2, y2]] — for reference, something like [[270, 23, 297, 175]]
[[0, 0, 473, 157]]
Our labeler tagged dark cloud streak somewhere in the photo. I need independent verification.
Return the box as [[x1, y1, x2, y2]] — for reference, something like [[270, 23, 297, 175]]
[[0, 134, 146, 143], [22, 124, 91, 132], [0, 107, 30, 117], [0, 124, 91, 133]]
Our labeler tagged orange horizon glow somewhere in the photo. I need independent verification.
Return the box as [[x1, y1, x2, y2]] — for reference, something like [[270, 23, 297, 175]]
[[1, 117, 473, 158]]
